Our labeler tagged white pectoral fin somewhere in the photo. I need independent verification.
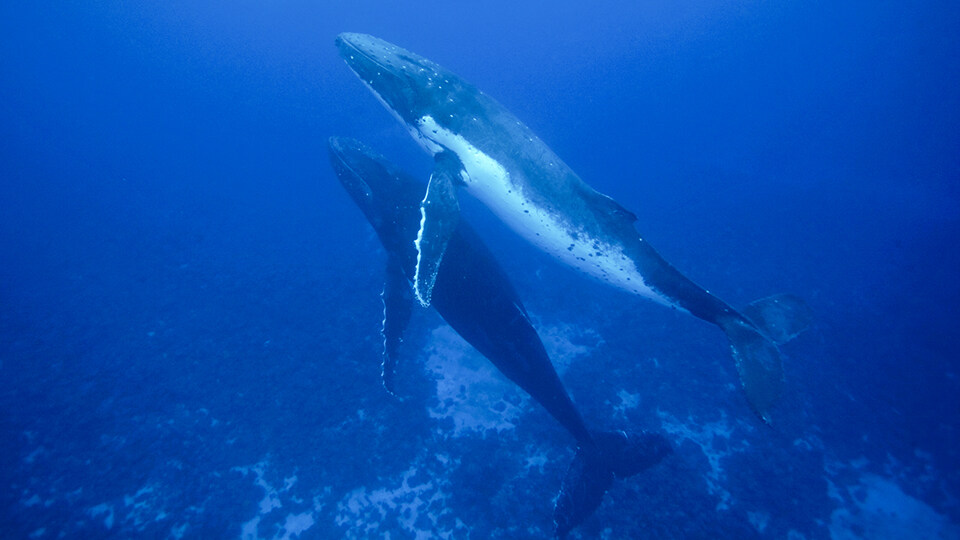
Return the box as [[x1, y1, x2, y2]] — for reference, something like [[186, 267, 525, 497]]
[[413, 152, 462, 307]]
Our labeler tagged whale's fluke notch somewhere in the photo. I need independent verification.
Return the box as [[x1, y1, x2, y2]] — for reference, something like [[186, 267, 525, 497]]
[[381, 256, 413, 397], [554, 431, 672, 538], [413, 151, 462, 307]]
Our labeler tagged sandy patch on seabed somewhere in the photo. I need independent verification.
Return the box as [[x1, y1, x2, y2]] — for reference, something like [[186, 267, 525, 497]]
[[825, 456, 959, 540], [657, 410, 959, 539]]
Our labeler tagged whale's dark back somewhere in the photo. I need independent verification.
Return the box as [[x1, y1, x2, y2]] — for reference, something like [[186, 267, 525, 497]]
[[329, 137, 592, 445]]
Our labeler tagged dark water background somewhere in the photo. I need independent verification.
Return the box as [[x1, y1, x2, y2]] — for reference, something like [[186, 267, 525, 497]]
[[2, 1, 958, 538]]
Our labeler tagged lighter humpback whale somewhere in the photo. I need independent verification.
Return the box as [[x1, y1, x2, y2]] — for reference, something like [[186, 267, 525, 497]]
[[335, 32, 812, 423]]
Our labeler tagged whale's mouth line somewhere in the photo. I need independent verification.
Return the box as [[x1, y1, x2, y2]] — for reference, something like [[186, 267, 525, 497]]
[[330, 151, 374, 202]]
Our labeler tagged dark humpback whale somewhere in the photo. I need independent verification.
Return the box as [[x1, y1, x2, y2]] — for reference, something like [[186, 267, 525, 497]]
[[334, 32, 812, 423], [328, 136, 671, 537]]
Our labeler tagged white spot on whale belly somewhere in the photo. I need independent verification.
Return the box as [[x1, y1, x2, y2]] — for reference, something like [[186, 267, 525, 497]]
[[415, 115, 679, 309]]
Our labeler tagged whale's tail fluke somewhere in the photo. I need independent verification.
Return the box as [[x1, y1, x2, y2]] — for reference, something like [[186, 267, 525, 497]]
[[722, 294, 813, 423], [741, 294, 813, 345], [554, 431, 671, 538]]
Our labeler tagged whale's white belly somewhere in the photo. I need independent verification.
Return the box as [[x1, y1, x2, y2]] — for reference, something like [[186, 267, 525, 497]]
[[417, 116, 678, 309]]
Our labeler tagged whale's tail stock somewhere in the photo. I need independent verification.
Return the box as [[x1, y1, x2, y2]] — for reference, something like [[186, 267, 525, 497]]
[[553, 430, 672, 538]]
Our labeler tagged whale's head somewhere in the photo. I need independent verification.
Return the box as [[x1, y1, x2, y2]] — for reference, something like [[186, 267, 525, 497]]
[[327, 136, 418, 233], [336, 33, 480, 144], [328, 136, 381, 220]]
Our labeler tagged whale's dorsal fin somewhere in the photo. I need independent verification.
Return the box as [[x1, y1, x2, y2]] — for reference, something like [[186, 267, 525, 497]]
[[413, 151, 462, 306], [576, 184, 637, 224], [381, 255, 413, 397]]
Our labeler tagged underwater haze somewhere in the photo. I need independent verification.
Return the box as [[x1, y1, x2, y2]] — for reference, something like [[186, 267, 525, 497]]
[[2, 1, 958, 538]]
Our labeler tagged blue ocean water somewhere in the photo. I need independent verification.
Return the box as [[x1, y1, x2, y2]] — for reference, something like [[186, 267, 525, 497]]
[[1, 1, 958, 538]]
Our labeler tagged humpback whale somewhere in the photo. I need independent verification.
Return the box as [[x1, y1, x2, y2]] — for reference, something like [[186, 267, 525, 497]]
[[328, 136, 671, 537], [335, 32, 812, 423]]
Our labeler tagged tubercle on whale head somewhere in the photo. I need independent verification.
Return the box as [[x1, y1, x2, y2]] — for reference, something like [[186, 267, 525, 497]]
[[336, 33, 422, 124]]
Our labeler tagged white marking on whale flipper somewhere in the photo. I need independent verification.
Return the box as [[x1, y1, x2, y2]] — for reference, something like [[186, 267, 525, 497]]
[[416, 115, 680, 310]]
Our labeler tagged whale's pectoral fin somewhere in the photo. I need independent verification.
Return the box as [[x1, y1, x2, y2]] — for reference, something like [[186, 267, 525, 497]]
[[413, 151, 462, 307], [381, 256, 413, 397], [742, 294, 813, 345]]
